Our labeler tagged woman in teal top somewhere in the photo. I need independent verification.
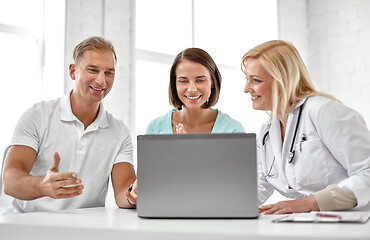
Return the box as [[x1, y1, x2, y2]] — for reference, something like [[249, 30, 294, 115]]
[[146, 47, 245, 134], [146, 109, 244, 134], [125, 48, 245, 208]]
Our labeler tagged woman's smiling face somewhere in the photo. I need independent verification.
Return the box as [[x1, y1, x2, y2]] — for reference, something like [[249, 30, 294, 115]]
[[175, 60, 213, 109], [243, 58, 273, 111]]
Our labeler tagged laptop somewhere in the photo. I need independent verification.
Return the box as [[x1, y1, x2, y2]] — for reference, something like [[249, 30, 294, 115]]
[[136, 133, 258, 219]]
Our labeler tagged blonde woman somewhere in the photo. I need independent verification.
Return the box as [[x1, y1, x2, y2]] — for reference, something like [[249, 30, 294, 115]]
[[242, 40, 370, 214]]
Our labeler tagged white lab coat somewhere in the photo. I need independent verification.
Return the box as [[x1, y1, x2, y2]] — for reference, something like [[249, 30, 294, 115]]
[[257, 95, 370, 209]]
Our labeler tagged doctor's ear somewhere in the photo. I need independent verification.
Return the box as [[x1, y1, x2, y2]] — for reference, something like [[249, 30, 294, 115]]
[[69, 64, 76, 80]]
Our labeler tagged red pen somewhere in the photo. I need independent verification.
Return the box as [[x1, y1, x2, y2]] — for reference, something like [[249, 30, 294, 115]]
[[316, 213, 342, 219]]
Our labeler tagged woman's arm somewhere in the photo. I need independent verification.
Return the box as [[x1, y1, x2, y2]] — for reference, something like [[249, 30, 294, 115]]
[[312, 97, 370, 208]]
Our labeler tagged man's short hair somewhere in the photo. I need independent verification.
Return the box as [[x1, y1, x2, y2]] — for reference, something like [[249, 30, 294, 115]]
[[72, 36, 117, 64]]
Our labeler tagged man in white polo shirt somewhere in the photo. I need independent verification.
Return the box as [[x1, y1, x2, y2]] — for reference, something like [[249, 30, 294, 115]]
[[2, 36, 136, 213]]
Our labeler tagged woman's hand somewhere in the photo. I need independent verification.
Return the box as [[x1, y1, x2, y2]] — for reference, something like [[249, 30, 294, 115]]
[[125, 179, 137, 208], [176, 123, 187, 134], [259, 195, 319, 214]]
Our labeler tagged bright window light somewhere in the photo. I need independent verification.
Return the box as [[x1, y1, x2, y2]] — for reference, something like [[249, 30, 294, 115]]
[[135, 0, 278, 135], [0, 0, 65, 168], [0, 33, 42, 156], [136, 0, 192, 55]]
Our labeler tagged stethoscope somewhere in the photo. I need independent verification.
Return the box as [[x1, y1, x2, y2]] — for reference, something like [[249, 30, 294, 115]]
[[262, 103, 305, 177]]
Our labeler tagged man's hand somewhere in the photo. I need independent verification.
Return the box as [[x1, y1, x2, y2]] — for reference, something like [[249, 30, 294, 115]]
[[125, 179, 137, 207], [3, 146, 84, 200], [39, 152, 84, 199], [259, 195, 320, 214]]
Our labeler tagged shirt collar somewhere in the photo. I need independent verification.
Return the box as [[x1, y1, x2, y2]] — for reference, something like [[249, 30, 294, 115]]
[[60, 89, 109, 129], [93, 102, 109, 129], [293, 97, 309, 111], [60, 89, 76, 121]]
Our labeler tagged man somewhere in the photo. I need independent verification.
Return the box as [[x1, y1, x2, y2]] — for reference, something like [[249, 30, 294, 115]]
[[2, 36, 136, 213]]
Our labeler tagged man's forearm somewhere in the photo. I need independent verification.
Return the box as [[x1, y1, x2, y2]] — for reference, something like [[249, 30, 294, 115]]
[[3, 168, 44, 200]]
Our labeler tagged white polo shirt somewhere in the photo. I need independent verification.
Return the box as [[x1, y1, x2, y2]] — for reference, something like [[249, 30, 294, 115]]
[[10, 89, 133, 213]]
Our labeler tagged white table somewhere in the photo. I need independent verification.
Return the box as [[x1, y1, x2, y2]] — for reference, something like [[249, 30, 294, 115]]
[[0, 207, 369, 240]]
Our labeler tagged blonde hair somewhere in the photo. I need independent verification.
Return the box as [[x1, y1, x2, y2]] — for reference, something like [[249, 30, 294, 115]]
[[241, 40, 337, 119], [73, 36, 117, 65]]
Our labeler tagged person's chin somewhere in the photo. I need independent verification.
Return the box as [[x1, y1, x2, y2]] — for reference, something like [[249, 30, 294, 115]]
[[89, 94, 104, 103], [252, 103, 263, 111], [183, 102, 204, 109]]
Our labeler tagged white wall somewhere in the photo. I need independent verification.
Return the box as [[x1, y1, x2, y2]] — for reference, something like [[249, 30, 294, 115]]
[[279, 0, 370, 125], [309, 0, 370, 124], [278, 0, 309, 67], [64, 0, 135, 131]]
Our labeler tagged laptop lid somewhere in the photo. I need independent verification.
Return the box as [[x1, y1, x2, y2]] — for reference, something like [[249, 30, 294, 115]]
[[137, 133, 258, 218]]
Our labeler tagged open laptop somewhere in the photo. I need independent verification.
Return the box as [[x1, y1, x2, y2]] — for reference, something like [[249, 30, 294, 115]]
[[136, 133, 258, 219]]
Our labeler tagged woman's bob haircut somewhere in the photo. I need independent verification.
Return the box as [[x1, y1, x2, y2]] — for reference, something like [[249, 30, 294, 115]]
[[169, 48, 221, 109]]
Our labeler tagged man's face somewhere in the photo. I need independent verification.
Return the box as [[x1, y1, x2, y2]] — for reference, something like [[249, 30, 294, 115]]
[[69, 49, 116, 104]]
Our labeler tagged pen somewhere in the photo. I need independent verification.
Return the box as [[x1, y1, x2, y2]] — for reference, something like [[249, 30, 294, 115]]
[[316, 213, 342, 219], [300, 134, 306, 152]]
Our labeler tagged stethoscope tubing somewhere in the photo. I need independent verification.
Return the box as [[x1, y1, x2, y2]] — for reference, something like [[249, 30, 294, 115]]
[[262, 102, 305, 177]]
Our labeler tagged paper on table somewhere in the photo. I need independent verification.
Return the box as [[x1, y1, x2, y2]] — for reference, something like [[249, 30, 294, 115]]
[[272, 211, 370, 223]]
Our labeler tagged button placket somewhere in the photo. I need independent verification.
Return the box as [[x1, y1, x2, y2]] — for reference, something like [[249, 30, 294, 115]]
[[76, 122, 86, 155]]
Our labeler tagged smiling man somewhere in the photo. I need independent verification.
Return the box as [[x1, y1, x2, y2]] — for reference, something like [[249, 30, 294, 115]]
[[2, 37, 136, 213]]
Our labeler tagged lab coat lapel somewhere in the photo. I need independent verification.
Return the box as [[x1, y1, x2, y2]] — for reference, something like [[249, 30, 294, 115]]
[[269, 119, 292, 190], [270, 119, 283, 169], [269, 105, 303, 191], [281, 99, 308, 191]]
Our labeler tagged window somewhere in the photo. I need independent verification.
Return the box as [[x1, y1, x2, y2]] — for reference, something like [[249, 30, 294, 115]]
[[135, 0, 278, 135], [0, 0, 65, 166]]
